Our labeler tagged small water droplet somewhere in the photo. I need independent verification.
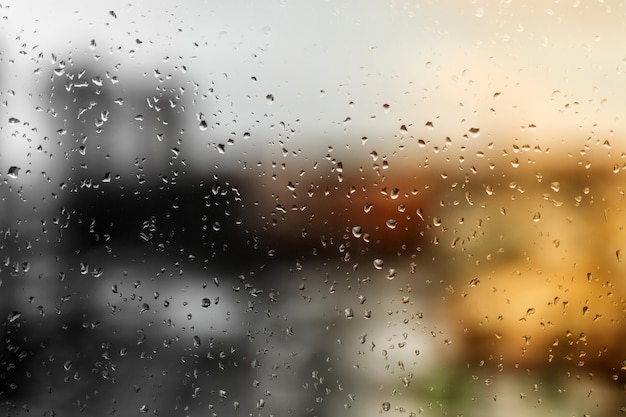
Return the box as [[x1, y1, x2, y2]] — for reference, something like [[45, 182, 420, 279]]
[[201, 298, 211, 308], [550, 182, 560, 192], [468, 277, 480, 287], [385, 219, 397, 229], [373, 259, 384, 270], [8, 311, 21, 322], [382, 402, 391, 412]]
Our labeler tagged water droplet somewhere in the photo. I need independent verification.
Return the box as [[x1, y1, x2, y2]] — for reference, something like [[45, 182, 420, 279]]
[[193, 335, 201, 348], [201, 298, 211, 308], [382, 402, 391, 412], [199, 120, 208, 131], [7, 166, 20, 178], [468, 277, 480, 287], [373, 259, 384, 270], [8, 311, 21, 322], [386, 269, 396, 280], [351, 226, 362, 238], [468, 127, 480, 138], [212, 222, 221, 231], [532, 212, 541, 222], [386, 219, 397, 229], [344, 308, 354, 319], [8, 117, 20, 125]]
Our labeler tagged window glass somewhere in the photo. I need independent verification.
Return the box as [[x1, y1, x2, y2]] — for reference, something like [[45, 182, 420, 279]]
[[2, 1, 626, 416]]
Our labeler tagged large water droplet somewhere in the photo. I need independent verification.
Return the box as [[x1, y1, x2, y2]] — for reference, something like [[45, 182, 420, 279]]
[[7, 166, 20, 178]]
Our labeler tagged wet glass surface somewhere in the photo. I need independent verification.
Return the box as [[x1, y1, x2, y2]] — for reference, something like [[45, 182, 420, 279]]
[[2, 2, 626, 416]]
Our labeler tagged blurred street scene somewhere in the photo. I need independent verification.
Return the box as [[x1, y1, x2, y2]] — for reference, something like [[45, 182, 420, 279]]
[[2, 1, 626, 417]]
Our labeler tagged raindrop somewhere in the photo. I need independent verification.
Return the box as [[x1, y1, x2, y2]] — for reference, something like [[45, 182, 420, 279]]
[[385, 219, 397, 229], [468, 127, 480, 138], [468, 277, 480, 287], [373, 259, 384, 270], [344, 308, 354, 319], [7, 166, 20, 178], [201, 298, 211, 308], [193, 335, 201, 348], [351, 226, 363, 238], [8, 311, 21, 322]]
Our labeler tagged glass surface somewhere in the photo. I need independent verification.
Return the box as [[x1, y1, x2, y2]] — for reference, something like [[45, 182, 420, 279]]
[[2, 1, 626, 416]]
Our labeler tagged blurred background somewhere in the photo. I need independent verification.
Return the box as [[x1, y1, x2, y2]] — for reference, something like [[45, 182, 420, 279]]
[[2, 1, 626, 416]]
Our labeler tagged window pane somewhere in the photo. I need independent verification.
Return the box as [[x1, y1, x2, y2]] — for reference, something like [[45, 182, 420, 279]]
[[2, 1, 626, 416]]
